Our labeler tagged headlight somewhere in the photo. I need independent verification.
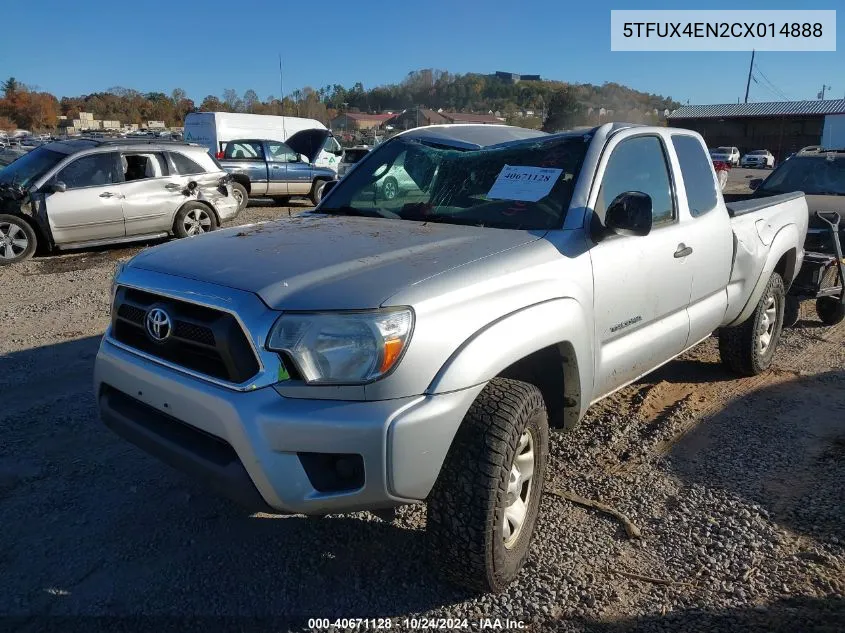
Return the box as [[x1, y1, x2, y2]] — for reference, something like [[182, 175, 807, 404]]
[[266, 308, 414, 384]]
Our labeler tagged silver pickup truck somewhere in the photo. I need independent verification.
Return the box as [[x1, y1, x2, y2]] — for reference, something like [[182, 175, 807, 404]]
[[94, 123, 808, 593]]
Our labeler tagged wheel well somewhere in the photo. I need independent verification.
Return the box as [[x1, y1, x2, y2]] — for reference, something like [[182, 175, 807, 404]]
[[230, 174, 250, 193], [17, 213, 51, 253], [173, 200, 219, 232], [774, 248, 797, 289], [496, 343, 581, 430]]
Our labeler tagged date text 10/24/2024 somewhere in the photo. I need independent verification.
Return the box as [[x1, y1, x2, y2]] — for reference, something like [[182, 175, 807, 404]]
[[307, 617, 527, 630]]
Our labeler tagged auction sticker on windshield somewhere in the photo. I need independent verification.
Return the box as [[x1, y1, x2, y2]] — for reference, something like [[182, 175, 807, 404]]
[[487, 165, 563, 202]]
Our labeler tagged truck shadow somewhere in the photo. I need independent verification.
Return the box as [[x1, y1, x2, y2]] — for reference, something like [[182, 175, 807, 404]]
[[668, 369, 845, 544], [0, 336, 473, 618], [563, 595, 845, 632]]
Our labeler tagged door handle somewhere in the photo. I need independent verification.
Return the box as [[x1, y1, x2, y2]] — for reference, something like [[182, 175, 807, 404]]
[[165, 183, 183, 190], [99, 191, 117, 198], [674, 243, 693, 258]]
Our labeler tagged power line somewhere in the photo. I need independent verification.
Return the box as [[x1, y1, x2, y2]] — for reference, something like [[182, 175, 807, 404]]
[[753, 63, 792, 101], [752, 74, 788, 102]]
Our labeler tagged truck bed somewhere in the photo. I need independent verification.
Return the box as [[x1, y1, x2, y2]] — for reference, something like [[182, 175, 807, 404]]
[[725, 191, 804, 217]]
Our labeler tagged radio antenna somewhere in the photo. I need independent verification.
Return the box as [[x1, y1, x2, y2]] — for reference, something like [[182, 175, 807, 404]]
[[279, 54, 286, 139]]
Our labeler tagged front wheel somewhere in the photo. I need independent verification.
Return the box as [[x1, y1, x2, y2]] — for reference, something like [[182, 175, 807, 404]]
[[173, 203, 218, 238], [381, 176, 399, 201], [816, 296, 845, 326], [719, 272, 785, 376], [0, 214, 37, 265], [427, 378, 549, 593]]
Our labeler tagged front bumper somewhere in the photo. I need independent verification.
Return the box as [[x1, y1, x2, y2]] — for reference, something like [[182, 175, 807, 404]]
[[94, 337, 484, 514]]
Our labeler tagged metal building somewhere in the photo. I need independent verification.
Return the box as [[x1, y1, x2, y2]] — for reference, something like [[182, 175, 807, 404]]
[[667, 99, 845, 162]]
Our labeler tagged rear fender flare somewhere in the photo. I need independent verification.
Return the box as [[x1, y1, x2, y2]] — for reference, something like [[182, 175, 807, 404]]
[[726, 224, 800, 327]]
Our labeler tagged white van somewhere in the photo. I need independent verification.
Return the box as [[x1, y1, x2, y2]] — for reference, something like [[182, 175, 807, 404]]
[[184, 112, 343, 172]]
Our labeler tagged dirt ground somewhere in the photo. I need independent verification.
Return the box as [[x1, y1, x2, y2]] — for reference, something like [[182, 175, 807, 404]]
[[1, 174, 844, 632]]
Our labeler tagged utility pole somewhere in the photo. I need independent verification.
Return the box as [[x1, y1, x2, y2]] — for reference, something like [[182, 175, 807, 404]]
[[744, 49, 755, 103], [817, 84, 830, 99]]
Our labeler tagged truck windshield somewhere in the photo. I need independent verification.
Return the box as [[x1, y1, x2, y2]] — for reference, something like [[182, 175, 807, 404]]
[[0, 146, 65, 187], [758, 156, 845, 196], [320, 135, 590, 230]]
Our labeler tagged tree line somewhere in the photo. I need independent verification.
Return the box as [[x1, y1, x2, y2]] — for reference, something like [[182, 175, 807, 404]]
[[0, 70, 680, 133]]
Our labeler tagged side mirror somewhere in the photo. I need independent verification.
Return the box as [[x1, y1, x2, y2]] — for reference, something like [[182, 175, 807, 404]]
[[321, 180, 338, 199], [604, 191, 653, 237], [48, 181, 67, 193], [749, 178, 762, 191], [297, 153, 309, 163]]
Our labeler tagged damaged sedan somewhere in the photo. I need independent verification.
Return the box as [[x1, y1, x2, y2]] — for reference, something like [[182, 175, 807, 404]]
[[0, 138, 240, 264]]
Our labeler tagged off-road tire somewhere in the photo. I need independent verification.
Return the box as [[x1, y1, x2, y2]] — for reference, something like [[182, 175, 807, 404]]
[[309, 180, 328, 206], [719, 272, 785, 376], [427, 377, 549, 593], [816, 296, 845, 326], [231, 183, 248, 212], [783, 295, 800, 328], [0, 214, 37, 265], [173, 202, 219, 239]]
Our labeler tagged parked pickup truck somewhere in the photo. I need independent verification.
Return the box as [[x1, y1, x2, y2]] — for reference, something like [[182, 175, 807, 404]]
[[220, 129, 338, 210], [94, 123, 807, 593]]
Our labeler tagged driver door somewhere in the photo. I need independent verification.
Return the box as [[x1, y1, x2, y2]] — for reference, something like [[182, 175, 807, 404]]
[[44, 152, 125, 244], [588, 133, 693, 401]]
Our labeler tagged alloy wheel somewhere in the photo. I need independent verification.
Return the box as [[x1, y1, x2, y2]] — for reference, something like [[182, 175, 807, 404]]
[[183, 209, 212, 236], [503, 429, 535, 548], [0, 222, 29, 260]]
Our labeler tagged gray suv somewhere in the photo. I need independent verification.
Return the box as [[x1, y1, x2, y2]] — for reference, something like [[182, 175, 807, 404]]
[[0, 138, 240, 264]]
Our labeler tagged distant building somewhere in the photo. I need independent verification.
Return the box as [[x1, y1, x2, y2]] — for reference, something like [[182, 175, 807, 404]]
[[667, 99, 845, 162], [330, 112, 394, 133], [147, 120, 166, 129], [385, 107, 504, 131], [492, 71, 542, 84]]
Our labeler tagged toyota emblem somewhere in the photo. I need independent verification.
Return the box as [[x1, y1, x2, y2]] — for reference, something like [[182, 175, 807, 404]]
[[145, 307, 172, 342]]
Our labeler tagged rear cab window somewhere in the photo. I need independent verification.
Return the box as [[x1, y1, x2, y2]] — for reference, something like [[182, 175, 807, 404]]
[[223, 141, 264, 161], [671, 135, 718, 217]]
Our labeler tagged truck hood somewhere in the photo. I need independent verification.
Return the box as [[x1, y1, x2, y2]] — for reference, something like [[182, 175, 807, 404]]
[[127, 214, 544, 310], [285, 128, 333, 163]]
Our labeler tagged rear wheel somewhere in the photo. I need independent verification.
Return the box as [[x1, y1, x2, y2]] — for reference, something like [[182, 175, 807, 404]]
[[719, 272, 785, 375], [0, 214, 37, 265], [309, 180, 328, 206], [231, 182, 248, 212], [816, 296, 845, 326], [173, 203, 218, 238], [427, 378, 548, 593]]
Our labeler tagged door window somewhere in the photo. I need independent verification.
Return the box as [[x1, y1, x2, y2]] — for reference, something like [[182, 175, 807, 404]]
[[169, 152, 205, 175], [267, 142, 297, 162], [122, 153, 167, 182], [595, 136, 675, 226], [223, 141, 264, 160], [671, 135, 718, 217], [56, 153, 120, 189]]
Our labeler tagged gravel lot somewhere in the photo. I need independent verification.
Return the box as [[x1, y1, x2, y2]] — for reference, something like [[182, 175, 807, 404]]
[[1, 172, 844, 632]]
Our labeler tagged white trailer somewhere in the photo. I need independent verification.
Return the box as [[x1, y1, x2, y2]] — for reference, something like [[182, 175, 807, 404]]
[[183, 112, 342, 172]]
